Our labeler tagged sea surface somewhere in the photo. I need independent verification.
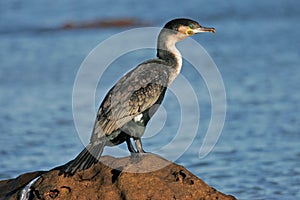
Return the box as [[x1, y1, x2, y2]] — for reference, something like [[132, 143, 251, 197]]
[[0, 0, 300, 199]]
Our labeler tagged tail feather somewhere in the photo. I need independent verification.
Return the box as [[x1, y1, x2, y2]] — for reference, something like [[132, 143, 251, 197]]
[[62, 141, 105, 176]]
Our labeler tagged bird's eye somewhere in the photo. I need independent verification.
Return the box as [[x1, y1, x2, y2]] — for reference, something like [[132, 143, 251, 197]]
[[189, 24, 193, 29]]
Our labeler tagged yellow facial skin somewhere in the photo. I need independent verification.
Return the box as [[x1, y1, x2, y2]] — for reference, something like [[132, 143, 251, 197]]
[[178, 26, 194, 36], [178, 25, 215, 36], [185, 28, 194, 36], [179, 25, 216, 36]]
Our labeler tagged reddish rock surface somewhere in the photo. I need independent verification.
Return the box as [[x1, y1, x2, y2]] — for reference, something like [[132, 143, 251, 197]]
[[0, 154, 236, 200], [62, 18, 149, 29]]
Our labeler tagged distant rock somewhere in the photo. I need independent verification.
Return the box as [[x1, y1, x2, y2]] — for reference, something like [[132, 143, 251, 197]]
[[62, 18, 149, 30], [0, 154, 236, 200]]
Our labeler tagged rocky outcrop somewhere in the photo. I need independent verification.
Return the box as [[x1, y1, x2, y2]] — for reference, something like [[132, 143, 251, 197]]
[[0, 154, 236, 200], [62, 18, 148, 29]]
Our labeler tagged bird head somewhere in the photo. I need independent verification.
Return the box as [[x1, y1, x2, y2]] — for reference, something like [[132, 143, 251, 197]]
[[163, 18, 215, 39]]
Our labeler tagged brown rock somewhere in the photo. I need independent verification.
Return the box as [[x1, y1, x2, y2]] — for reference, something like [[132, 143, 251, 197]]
[[0, 171, 44, 200], [0, 154, 236, 200], [62, 18, 149, 30]]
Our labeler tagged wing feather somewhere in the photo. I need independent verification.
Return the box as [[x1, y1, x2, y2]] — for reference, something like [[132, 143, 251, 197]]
[[91, 61, 171, 142]]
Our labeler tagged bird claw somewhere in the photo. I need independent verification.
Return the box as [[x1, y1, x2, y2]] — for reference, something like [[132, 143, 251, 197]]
[[130, 152, 147, 162]]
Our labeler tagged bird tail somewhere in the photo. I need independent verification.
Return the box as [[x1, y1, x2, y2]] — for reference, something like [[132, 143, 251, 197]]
[[62, 141, 106, 176]]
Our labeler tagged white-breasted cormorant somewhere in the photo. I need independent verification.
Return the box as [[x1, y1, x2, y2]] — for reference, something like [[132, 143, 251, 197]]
[[63, 18, 215, 175]]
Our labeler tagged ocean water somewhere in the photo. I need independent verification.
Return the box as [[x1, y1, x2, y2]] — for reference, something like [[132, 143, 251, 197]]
[[0, 0, 300, 199]]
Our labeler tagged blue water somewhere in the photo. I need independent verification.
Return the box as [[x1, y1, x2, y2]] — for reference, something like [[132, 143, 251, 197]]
[[1, 0, 300, 199]]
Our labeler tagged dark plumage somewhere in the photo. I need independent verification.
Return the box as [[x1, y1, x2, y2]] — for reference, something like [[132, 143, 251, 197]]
[[63, 18, 215, 175]]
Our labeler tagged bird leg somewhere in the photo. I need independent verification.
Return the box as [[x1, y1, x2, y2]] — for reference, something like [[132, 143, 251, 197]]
[[129, 138, 147, 161], [134, 138, 146, 153], [126, 138, 137, 153]]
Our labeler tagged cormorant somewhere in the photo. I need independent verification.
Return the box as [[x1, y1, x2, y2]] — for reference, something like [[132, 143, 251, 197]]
[[63, 18, 215, 175]]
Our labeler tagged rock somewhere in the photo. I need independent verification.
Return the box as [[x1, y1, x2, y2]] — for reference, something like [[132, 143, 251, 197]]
[[0, 154, 236, 200], [62, 18, 149, 30], [0, 171, 45, 199]]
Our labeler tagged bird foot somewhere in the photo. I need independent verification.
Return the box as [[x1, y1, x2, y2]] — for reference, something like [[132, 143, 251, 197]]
[[130, 152, 147, 162]]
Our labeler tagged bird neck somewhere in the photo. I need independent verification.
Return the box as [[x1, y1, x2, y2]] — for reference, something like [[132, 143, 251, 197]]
[[156, 30, 183, 75]]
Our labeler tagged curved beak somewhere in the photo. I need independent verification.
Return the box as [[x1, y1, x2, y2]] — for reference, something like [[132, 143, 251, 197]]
[[193, 26, 216, 34]]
